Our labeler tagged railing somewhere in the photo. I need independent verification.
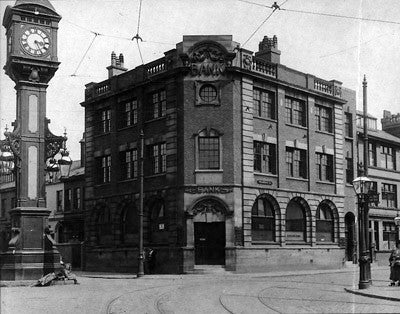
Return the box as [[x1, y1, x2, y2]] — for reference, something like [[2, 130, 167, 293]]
[[314, 79, 333, 95], [0, 173, 15, 184], [252, 57, 276, 78], [95, 83, 111, 96], [147, 58, 167, 76]]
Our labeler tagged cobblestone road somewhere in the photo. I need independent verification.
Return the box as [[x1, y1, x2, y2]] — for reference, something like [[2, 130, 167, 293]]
[[1, 267, 400, 313]]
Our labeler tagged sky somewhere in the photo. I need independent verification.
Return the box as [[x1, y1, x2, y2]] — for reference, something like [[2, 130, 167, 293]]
[[1, 0, 400, 160]]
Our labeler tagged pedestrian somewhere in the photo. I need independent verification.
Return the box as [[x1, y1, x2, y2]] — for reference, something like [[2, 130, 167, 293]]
[[389, 241, 400, 286]]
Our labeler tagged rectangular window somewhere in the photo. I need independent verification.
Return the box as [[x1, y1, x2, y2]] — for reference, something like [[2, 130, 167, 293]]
[[149, 143, 166, 174], [121, 99, 137, 128], [285, 97, 306, 127], [148, 90, 166, 120], [316, 153, 334, 182], [345, 112, 353, 137], [382, 183, 397, 208], [98, 108, 111, 134], [65, 189, 72, 211], [120, 149, 138, 180], [198, 137, 220, 170], [96, 155, 111, 183], [345, 157, 354, 184], [74, 187, 81, 211], [286, 147, 307, 178], [383, 222, 397, 251], [254, 141, 276, 174], [381, 145, 395, 170], [315, 105, 332, 133], [368, 143, 377, 167], [1, 199, 6, 218], [56, 190, 63, 212], [253, 89, 275, 119]]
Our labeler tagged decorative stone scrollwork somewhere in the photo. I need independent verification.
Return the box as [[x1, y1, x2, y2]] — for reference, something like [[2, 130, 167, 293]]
[[187, 196, 233, 218], [180, 40, 236, 77], [242, 54, 252, 70]]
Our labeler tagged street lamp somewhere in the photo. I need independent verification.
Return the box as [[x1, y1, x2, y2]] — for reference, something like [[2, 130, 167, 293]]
[[0, 147, 15, 176], [353, 175, 373, 289], [46, 130, 72, 181]]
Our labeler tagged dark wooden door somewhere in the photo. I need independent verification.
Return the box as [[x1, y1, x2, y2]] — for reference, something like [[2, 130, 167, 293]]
[[194, 222, 225, 265]]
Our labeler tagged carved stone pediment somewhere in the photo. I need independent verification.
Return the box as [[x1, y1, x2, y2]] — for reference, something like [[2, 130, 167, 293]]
[[180, 41, 236, 77]]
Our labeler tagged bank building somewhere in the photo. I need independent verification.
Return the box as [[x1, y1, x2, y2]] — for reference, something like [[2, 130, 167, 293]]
[[81, 35, 357, 273]]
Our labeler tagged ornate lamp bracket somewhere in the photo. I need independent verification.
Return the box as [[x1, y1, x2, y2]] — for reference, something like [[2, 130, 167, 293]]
[[45, 119, 65, 159]]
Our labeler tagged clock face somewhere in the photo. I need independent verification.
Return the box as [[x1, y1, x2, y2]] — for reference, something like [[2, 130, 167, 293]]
[[20, 27, 50, 56]]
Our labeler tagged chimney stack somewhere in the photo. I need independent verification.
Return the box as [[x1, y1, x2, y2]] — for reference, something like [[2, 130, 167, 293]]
[[107, 52, 127, 78], [255, 35, 281, 64]]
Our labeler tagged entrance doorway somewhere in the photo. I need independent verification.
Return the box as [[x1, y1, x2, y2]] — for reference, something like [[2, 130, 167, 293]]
[[194, 222, 225, 265], [345, 212, 356, 262]]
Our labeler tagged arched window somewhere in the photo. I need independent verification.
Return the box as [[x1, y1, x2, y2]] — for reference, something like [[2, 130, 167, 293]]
[[286, 200, 306, 242], [96, 205, 112, 244], [151, 198, 166, 232], [197, 129, 221, 170], [120, 204, 137, 244], [316, 203, 334, 242], [252, 196, 275, 242]]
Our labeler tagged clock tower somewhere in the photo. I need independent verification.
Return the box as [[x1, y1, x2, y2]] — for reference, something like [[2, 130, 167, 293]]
[[1, 0, 62, 280]]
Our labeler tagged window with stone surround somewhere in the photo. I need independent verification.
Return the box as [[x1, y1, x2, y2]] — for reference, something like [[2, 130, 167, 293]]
[[285, 97, 306, 127], [253, 89, 275, 119], [96, 155, 111, 184], [315, 104, 332, 133], [382, 183, 397, 208], [119, 99, 137, 128], [1, 199, 6, 218], [74, 187, 81, 211], [147, 90, 166, 120], [56, 190, 63, 212], [380, 145, 395, 170], [344, 112, 353, 137], [120, 149, 138, 180], [345, 157, 354, 184], [197, 129, 221, 170], [383, 222, 397, 251], [254, 141, 276, 174], [316, 153, 334, 182], [64, 189, 72, 211], [97, 108, 111, 134], [368, 142, 377, 167], [148, 143, 166, 175], [251, 195, 275, 242], [286, 147, 307, 179]]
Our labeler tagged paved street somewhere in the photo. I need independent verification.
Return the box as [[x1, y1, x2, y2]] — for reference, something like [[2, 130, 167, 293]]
[[1, 267, 400, 314]]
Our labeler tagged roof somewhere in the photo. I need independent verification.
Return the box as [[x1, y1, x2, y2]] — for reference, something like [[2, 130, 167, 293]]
[[358, 126, 400, 145], [15, 0, 56, 12]]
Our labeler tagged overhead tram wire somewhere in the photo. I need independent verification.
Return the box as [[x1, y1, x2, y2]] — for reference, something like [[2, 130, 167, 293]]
[[71, 32, 100, 77], [131, 0, 145, 65], [242, 1, 281, 47], [238, 0, 400, 26]]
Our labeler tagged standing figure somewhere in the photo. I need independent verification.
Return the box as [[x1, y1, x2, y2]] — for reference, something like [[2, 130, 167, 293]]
[[389, 241, 400, 286]]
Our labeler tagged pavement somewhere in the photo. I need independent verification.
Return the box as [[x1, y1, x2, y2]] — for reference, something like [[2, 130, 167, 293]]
[[1, 265, 400, 313]]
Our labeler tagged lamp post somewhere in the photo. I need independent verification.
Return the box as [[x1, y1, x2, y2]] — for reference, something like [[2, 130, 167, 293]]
[[353, 175, 373, 289], [137, 129, 145, 277]]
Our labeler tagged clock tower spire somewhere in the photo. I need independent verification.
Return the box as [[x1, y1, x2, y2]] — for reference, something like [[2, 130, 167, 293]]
[[1, 0, 62, 280]]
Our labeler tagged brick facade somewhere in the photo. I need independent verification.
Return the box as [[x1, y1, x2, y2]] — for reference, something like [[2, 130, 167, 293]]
[[81, 35, 357, 273]]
